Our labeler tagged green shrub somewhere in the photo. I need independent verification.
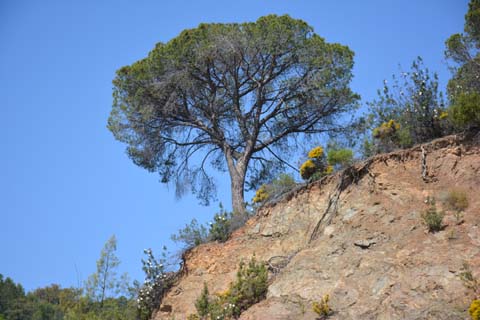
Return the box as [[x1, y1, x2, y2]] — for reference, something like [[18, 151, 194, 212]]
[[194, 283, 210, 318], [327, 148, 353, 169], [312, 294, 332, 317], [271, 173, 297, 195], [208, 205, 231, 243], [421, 200, 444, 232], [228, 256, 268, 317], [191, 256, 268, 319], [450, 92, 480, 129], [171, 219, 208, 250], [171, 204, 252, 251]]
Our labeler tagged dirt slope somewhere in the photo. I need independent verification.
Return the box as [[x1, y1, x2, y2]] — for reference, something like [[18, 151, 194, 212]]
[[155, 135, 480, 320]]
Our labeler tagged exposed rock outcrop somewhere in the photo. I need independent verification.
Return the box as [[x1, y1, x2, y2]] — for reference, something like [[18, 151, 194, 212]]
[[155, 135, 480, 320]]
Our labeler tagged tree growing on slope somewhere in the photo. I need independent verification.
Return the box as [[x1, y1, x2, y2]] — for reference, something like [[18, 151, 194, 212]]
[[108, 15, 359, 213]]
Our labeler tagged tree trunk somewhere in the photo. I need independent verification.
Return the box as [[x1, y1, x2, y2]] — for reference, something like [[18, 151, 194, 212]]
[[230, 168, 246, 214], [225, 150, 248, 214]]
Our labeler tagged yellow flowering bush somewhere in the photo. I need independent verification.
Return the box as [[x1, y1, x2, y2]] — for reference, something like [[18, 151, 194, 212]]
[[372, 119, 401, 139], [252, 185, 269, 204], [300, 146, 341, 180], [252, 174, 297, 205], [300, 159, 317, 180], [308, 146, 324, 159], [470, 300, 480, 320], [324, 165, 334, 175]]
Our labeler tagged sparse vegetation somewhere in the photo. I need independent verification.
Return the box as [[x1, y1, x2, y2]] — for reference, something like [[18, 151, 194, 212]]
[[193, 256, 268, 319], [208, 207, 232, 243], [459, 261, 480, 320], [171, 204, 253, 251], [444, 189, 469, 212], [421, 199, 444, 232], [252, 174, 297, 206], [365, 57, 450, 155], [442, 189, 468, 225], [312, 294, 332, 318], [460, 262, 480, 295], [187, 314, 201, 320], [195, 283, 210, 318], [171, 219, 208, 250], [447, 229, 458, 240], [137, 247, 176, 320]]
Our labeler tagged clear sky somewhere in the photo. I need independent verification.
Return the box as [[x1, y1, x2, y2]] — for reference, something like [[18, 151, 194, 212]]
[[0, 0, 468, 291]]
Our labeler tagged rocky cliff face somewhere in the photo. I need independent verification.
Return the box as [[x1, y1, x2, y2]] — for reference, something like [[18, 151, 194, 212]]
[[155, 135, 480, 320]]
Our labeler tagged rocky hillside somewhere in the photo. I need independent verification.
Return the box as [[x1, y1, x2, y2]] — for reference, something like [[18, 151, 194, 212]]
[[155, 135, 480, 320]]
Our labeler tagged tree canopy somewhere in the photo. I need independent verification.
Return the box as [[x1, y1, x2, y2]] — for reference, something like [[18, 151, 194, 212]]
[[108, 14, 358, 213], [445, 0, 480, 101]]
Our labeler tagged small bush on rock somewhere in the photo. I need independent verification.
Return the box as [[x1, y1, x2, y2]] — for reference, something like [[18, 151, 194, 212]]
[[208, 205, 231, 243], [171, 204, 251, 251], [300, 146, 332, 181], [228, 256, 268, 317], [195, 283, 210, 318], [137, 248, 175, 320], [312, 294, 332, 318], [421, 199, 444, 232], [308, 146, 324, 159], [300, 159, 318, 180], [252, 174, 297, 205], [252, 184, 269, 204], [192, 256, 268, 319], [300, 145, 353, 181], [470, 300, 480, 320], [460, 262, 480, 295], [444, 189, 469, 212], [171, 219, 208, 250]]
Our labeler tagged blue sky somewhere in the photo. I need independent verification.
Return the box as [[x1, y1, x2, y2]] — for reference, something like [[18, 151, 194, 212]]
[[1, 0, 467, 291]]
